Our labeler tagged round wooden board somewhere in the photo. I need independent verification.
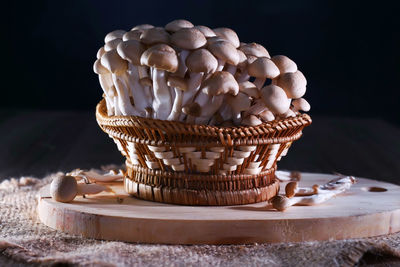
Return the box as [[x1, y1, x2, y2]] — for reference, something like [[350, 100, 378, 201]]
[[37, 173, 400, 244]]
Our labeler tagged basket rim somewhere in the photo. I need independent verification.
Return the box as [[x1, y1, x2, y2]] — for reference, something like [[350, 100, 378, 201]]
[[96, 99, 311, 131], [95, 99, 311, 146]]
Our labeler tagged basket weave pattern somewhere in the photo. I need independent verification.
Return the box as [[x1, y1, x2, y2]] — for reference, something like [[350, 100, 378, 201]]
[[96, 99, 312, 205]]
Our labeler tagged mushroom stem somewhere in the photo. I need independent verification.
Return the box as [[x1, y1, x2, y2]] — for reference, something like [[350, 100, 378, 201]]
[[125, 63, 151, 115], [77, 183, 114, 195], [225, 64, 237, 75], [216, 58, 225, 71], [98, 74, 115, 116], [111, 74, 141, 116], [152, 68, 172, 120], [313, 176, 356, 193], [236, 70, 250, 83], [166, 87, 183, 121], [195, 93, 224, 124], [176, 50, 190, 77], [285, 181, 315, 198], [253, 78, 266, 89], [182, 72, 203, 106]]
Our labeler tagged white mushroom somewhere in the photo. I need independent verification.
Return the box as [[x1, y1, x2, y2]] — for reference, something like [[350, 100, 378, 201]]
[[166, 76, 187, 121], [271, 55, 297, 74], [50, 175, 113, 203], [104, 30, 126, 43], [213, 27, 240, 48], [93, 59, 115, 115], [248, 57, 280, 89], [292, 98, 310, 112], [140, 44, 178, 120], [226, 92, 251, 125], [276, 70, 307, 99], [101, 50, 141, 116], [165, 19, 194, 32]]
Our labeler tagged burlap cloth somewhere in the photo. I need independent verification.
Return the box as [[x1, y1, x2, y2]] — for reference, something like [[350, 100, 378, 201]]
[[1, 172, 400, 267]]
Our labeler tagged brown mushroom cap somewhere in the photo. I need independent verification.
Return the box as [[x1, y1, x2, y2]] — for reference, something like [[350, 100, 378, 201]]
[[186, 49, 218, 73], [208, 41, 240, 65], [292, 98, 310, 112], [239, 81, 260, 98], [50, 175, 78, 203], [131, 24, 154, 31], [117, 40, 145, 65], [240, 43, 270, 58], [140, 27, 170, 45], [140, 44, 178, 72], [171, 28, 207, 50], [276, 70, 307, 99], [285, 181, 298, 198], [247, 55, 258, 64], [201, 71, 239, 96], [165, 19, 194, 32], [104, 38, 122, 51], [167, 76, 188, 91], [104, 30, 126, 43], [213, 27, 240, 48], [270, 195, 290, 211], [248, 57, 280, 79], [194, 25, 216, 37], [123, 30, 142, 41], [271, 55, 297, 74], [260, 85, 291, 114], [101, 49, 128, 74]]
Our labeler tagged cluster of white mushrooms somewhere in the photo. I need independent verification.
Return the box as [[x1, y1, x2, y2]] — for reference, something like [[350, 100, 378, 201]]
[[94, 19, 310, 126]]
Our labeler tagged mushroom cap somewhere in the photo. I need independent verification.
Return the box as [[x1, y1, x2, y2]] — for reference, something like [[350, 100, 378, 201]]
[[260, 85, 291, 114], [270, 195, 290, 211], [167, 76, 188, 91], [239, 81, 260, 98], [213, 27, 240, 48], [207, 36, 227, 45], [239, 43, 270, 58], [241, 115, 262, 126], [259, 109, 275, 122], [117, 40, 145, 65], [285, 181, 298, 198], [276, 70, 307, 99], [271, 55, 298, 74], [186, 48, 218, 73], [226, 92, 251, 113], [194, 25, 216, 37], [140, 27, 170, 45], [182, 102, 201, 117], [101, 49, 128, 74], [96, 47, 105, 59], [122, 30, 142, 41], [282, 109, 296, 118], [236, 50, 248, 68], [104, 30, 126, 43], [50, 175, 78, 203], [292, 98, 310, 112], [248, 57, 280, 79], [131, 24, 154, 31], [247, 55, 258, 64], [171, 28, 207, 50], [208, 41, 240, 65], [104, 38, 122, 51], [140, 44, 178, 72], [93, 59, 109, 75], [201, 71, 239, 96], [165, 19, 194, 32]]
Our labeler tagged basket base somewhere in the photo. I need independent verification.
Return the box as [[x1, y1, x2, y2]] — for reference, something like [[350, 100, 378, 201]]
[[124, 177, 280, 206]]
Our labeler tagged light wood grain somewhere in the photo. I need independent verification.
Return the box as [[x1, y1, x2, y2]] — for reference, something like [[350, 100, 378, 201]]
[[37, 172, 400, 244]]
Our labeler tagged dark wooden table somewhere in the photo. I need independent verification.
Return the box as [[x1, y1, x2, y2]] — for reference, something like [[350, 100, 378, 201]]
[[0, 109, 399, 266]]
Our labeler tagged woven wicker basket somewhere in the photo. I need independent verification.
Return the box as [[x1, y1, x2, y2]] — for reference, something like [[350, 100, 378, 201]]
[[96, 99, 312, 205]]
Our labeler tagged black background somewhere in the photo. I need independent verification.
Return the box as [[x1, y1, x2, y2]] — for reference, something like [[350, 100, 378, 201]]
[[3, 0, 400, 124]]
